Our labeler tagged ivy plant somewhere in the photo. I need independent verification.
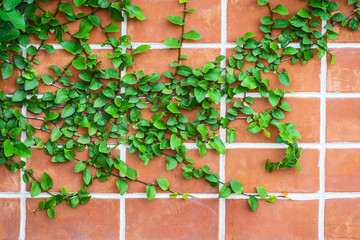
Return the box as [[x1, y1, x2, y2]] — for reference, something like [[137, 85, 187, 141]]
[[0, 0, 359, 218]]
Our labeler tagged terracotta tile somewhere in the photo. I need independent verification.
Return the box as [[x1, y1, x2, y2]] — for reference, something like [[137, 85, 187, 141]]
[[126, 198, 219, 240], [30, 0, 121, 44], [228, 97, 320, 143], [326, 98, 360, 142], [226, 199, 318, 239], [127, 0, 221, 43], [325, 198, 360, 239], [226, 149, 319, 193], [0, 54, 22, 94], [327, 48, 360, 92], [329, 0, 360, 43], [33, 49, 115, 93], [126, 149, 219, 193], [26, 148, 119, 193], [226, 48, 321, 92], [0, 164, 20, 192], [227, 0, 309, 42], [129, 48, 221, 81], [0, 198, 20, 240], [26, 198, 119, 239], [326, 149, 360, 192]]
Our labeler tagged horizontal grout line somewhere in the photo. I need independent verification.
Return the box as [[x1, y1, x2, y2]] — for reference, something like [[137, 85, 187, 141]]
[[26, 42, 360, 51], [1, 192, 360, 200], [7, 92, 360, 100]]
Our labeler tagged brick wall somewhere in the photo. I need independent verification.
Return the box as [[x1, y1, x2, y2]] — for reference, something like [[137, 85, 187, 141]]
[[1, 0, 360, 239]]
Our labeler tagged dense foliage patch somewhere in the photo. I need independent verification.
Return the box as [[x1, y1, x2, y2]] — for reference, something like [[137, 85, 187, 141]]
[[0, 0, 359, 218]]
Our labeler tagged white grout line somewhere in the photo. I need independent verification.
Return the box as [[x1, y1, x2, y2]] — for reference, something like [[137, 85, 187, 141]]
[[318, 19, 327, 240], [119, 13, 127, 240], [2, 191, 360, 199], [14, 92, 360, 99], [19, 46, 27, 240], [27, 42, 360, 50], [219, 0, 228, 239]]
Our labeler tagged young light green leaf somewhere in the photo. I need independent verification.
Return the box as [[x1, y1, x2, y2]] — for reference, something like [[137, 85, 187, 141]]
[[267, 195, 277, 203], [167, 15, 184, 25], [227, 128, 236, 143], [229, 180, 243, 195], [183, 30, 201, 40], [219, 185, 232, 198], [272, 4, 289, 15], [146, 185, 156, 200], [163, 37, 181, 48], [133, 45, 151, 55], [256, 186, 268, 199], [4, 139, 14, 157], [156, 178, 170, 191]]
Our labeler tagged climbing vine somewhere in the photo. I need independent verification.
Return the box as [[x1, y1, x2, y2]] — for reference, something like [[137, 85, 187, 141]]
[[0, 0, 359, 218]]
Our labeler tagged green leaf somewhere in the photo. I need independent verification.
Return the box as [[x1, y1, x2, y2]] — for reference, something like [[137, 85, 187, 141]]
[[74, 161, 86, 173], [247, 122, 262, 133], [4, 139, 14, 157], [197, 124, 209, 140], [278, 68, 289, 86], [78, 134, 91, 144], [83, 168, 92, 185], [257, 0, 269, 5], [268, 91, 280, 107], [227, 128, 236, 143], [167, 102, 181, 114], [74, 0, 86, 7], [72, 56, 87, 70], [30, 181, 41, 197], [133, 45, 151, 55], [267, 195, 277, 203], [47, 208, 56, 219], [209, 137, 225, 154], [248, 196, 259, 211], [256, 186, 268, 199], [243, 32, 256, 41], [103, 23, 120, 32], [3, 0, 22, 11], [146, 185, 156, 200], [183, 30, 201, 40], [122, 73, 137, 84], [13, 142, 32, 158], [330, 53, 336, 65], [51, 128, 62, 142], [1, 62, 14, 80], [60, 41, 82, 55], [12, 89, 27, 102], [163, 37, 181, 48], [156, 178, 170, 191], [116, 179, 128, 195], [167, 15, 184, 25], [61, 104, 76, 118], [170, 134, 182, 150], [272, 4, 289, 15], [229, 180, 243, 195], [41, 172, 53, 191], [0, 8, 25, 31], [125, 5, 146, 20], [219, 185, 232, 198]]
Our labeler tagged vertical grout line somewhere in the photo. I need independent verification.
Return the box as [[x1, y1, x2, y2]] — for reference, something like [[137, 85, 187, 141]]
[[19, 46, 27, 240], [119, 13, 127, 240], [318, 19, 327, 240], [219, 0, 228, 239]]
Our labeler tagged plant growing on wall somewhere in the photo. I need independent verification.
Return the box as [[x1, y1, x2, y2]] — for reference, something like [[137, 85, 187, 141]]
[[0, 0, 359, 218]]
